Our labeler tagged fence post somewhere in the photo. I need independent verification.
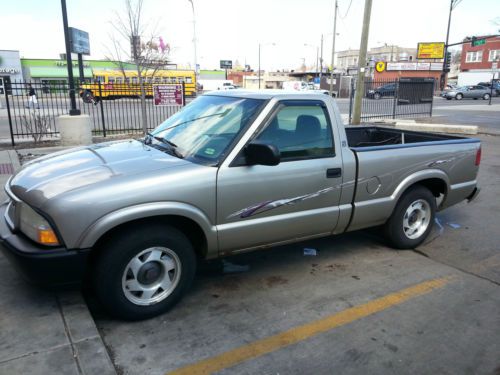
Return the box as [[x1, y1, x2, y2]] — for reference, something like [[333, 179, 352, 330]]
[[182, 81, 186, 106], [98, 81, 106, 137], [4, 89, 15, 147], [392, 80, 398, 119], [348, 78, 355, 124], [429, 80, 435, 117]]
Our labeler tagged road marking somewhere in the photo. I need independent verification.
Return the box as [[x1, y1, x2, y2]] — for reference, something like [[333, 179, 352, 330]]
[[167, 277, 451, 375]]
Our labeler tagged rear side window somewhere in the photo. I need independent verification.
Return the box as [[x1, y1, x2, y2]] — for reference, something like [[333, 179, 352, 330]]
[[256, 101, 334, 160]]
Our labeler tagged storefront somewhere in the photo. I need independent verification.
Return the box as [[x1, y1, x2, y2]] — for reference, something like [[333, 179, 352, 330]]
[[21, 58, 137, 84], [0, 50, 24, 95]]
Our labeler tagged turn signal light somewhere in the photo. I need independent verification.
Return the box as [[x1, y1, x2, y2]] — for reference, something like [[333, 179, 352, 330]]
[[38, 229, 60, 246]]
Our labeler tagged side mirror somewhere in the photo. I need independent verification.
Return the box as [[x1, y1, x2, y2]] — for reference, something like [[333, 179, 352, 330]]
[[245, 141, 280, 166]]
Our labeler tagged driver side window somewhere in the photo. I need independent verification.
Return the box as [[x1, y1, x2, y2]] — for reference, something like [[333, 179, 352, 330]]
[[256, 102, 334, 160]]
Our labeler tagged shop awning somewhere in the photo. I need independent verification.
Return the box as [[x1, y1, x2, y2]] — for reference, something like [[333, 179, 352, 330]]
[[28, 67, 93, 78]]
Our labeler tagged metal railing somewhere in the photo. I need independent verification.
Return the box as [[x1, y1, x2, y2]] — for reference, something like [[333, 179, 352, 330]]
[[3, 80, 186, 145], [347, 78, 435, 123]]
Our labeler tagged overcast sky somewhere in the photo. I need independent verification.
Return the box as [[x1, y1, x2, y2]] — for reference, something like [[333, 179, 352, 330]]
[[1, 0, 499, 71]]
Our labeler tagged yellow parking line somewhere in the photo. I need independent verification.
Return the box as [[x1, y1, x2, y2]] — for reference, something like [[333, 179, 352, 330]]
[[167, 277, 451, 375]]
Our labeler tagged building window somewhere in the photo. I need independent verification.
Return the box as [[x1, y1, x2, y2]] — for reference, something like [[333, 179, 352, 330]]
[[489, 50, 500, 62], [466, 51, 482, 63]]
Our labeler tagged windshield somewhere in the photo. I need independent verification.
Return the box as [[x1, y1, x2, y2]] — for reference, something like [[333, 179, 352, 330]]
[[149, 95, 266, 165]]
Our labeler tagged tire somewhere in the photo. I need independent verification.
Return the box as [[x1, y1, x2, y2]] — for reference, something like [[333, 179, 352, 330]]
[[455, 93, 463, 100], [374, 92, 381, 100], [384, 185, 436, 249], [483, 93, 490, 100], [93, 224, 196, 320]]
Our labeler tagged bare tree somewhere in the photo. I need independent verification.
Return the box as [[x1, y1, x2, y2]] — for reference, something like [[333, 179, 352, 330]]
[[107, 0, 170, 134]]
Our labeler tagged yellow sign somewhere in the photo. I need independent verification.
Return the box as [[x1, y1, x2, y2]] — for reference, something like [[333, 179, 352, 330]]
[[417, 43, 445, 59], [375, 61, 386, 73]]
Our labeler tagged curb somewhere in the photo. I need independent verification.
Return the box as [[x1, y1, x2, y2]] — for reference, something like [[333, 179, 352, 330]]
[[8, 152, 116, 375]]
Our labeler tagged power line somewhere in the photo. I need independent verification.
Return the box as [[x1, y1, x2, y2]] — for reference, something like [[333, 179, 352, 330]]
[[339, 0, 354, 19]]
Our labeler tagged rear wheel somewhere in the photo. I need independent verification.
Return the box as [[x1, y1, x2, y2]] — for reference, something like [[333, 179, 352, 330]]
[[455, 93, 463, 100], [483, 93, 490, 100], [384, 186, 436, 249], [93, 224, 196, 320]]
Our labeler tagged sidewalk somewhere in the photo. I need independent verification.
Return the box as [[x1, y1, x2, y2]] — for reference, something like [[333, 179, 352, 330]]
[[0, 150, 116, 375]]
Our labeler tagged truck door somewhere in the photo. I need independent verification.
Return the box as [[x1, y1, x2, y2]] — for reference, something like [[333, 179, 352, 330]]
[[216, 100, 344, 253]]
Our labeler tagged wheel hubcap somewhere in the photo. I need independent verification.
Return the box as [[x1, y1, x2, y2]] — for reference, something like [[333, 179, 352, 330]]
[[402, 199, 431, 240], [121, 247, 181, 306]]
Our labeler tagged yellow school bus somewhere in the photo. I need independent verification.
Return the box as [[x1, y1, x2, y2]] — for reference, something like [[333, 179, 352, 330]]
[[81, 69, 197, 99]]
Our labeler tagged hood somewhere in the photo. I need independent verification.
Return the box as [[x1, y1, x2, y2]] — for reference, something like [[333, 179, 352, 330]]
[[9, 139, 190, 206]]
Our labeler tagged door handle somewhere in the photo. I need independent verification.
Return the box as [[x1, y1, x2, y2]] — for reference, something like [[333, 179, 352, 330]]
[[326, 168, 342, 178]]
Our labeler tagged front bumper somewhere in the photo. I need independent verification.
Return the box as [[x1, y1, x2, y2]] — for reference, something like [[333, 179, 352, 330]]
[[0, 203, 90, 287]]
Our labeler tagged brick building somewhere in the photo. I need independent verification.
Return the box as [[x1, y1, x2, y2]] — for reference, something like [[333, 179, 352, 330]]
[[458, 35, 500, 86], [460, 35, 500, 71]]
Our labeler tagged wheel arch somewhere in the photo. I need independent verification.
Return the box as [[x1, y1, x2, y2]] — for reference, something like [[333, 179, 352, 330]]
[[77, 202, 218, 258]]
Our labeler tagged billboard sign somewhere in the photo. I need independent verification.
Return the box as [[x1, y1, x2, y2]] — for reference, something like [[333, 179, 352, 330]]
[[69, 27, 90, 55], [220, 60, 232, 69], [417, 42, 445, 59], [153, 84, 184, 106]]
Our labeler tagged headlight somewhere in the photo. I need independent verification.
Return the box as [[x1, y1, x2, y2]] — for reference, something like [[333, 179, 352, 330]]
[[368, 90, 375, 93], [19, 203, 60, 246]]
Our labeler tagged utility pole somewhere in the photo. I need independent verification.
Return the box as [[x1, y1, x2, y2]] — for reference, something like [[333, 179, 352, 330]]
[[351, 0, 373, 125], [319, 34, 324, 84], [329, 0, 338, 96]]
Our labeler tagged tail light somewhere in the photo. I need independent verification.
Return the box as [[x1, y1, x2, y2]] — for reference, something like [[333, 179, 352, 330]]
[[475, 146, 481, 166]]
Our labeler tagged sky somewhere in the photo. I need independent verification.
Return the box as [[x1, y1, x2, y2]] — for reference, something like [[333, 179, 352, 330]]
[[1, 0, 499, 71]]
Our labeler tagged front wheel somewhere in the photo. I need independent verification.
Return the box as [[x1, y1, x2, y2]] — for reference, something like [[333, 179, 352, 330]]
[[384, 186, 436, 249], [93, 224, 196, 320], [455, 93, 463, 100], [374, 92, 381, 100]]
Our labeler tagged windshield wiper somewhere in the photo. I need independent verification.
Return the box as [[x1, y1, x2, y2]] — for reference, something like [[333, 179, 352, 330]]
[[146, 132, 184, 158]]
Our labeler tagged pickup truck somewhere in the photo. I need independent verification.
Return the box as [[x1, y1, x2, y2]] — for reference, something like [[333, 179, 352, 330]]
[[0, 91, 480, 320]]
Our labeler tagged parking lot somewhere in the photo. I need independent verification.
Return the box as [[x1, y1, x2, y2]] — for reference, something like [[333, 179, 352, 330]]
[[0, 131, 499, 374], [86, 133, 499, 374]]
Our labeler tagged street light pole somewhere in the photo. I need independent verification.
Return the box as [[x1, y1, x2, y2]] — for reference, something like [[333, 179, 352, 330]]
[[258, 43, 261, 89], [441, 0, 461, 90], [329, 0, 338, 96], [60, 0, 80, 116], [258, 43, 275, 89], [188, 0, 198, 81]]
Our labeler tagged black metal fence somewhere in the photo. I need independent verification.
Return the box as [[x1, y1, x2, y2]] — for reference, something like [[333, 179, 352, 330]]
[[347, 78, 435, 122], [3, 80, 185, 145]]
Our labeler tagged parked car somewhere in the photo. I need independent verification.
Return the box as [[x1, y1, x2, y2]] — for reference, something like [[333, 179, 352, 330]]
[[367, 83, 396, 99], [0, 91, 481, 320], [477, 81, 500, 95], [441, 85, 492, 100]]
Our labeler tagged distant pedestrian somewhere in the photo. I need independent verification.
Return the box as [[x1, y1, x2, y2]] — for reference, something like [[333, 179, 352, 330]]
[[26, 84, 39, 109]]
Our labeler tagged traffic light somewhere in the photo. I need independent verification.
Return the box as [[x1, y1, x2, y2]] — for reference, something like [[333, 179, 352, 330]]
[[444, 52, 452, 72]]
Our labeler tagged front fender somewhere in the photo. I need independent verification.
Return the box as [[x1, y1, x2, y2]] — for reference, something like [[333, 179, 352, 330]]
[[75, 202, 218, 253]]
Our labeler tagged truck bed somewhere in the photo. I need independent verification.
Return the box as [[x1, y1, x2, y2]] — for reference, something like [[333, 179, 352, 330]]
[[345, 126, 472, 150]]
